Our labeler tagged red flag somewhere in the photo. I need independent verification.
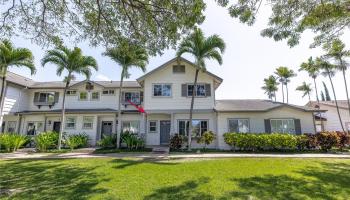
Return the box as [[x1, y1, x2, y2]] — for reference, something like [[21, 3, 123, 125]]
[[127, 100, 146, 114]]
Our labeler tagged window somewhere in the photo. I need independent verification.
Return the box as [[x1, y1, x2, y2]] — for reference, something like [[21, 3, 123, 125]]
[[187, 84, 206, 97], [173, 65, 185, 73], [270, 119, 296, 134], [38, 92, 55, 103], [26, 122, 44, 135], [178, 120, 208, 137], [149, 121, 157, 133], [124, 92, 140, 104], [82, 116, 94, 129], [7, 121, 16, 133], [153, 84, 172, 97], [102, 89, 115, 95], [65, 117, 76, 129], [79, 92, 88, 100], [91, 92, 100, 100], [122, 121, 140, 134], [66, 90, 77, 95], [228, 119, 250, 133]]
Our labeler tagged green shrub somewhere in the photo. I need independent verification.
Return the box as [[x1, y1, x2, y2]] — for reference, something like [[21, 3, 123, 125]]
[[316, 132, 339, 151], [97, 134, 117, 148], [197, 131, 216, 149], [0, 133, 28, 152], [121, 132, 144, 150], [65, 133, 89, 150], [170, 134, 183, 150], [34, 131, 59, 151], [335, 132, 350, 150]]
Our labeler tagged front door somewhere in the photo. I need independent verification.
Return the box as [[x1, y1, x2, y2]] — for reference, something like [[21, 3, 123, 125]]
[[53, 122, 61, 133], [101, 121, 113, 138], [160, 120, 171, 144]]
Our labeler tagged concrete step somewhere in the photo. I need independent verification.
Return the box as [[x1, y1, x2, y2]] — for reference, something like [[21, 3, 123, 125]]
[[152, 146, 169, 154]]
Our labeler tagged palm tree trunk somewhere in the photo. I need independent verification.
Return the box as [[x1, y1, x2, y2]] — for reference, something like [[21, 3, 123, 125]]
[[308, 92, 317, 133], [313, 77, 323, 132], [0, 69, 7, 133], [188, 69, 199, 151], [281, 82, 285, 103], [58, 78, 70, 150], [286, 83, 289, 104], [327, 72, 346, 133], [116, 69, 125, 149], [274, 91, 277, 102], [341, 69, 350, 133]]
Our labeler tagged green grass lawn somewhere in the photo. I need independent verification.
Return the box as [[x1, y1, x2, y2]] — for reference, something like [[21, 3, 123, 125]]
[[0, 158, 349, 200]]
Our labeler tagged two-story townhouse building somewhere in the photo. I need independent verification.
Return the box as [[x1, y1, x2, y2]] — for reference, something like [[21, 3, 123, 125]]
[[1, 57, 318, 149]]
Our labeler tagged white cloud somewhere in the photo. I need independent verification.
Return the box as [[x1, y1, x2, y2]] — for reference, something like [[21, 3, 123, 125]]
[[95, 74, 112, 81]]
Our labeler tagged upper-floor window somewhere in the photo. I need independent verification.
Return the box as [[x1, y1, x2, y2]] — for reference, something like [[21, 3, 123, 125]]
[[188, 84, 206, 97], [153, 84, 171, 97], [124, 92, 140, 104], [79, 92, 88, 101], [66, 90, 77, 96], [228, 119, 249, 133], [38, 92, 55, 103], [173, 65, 185, 73], [270, 119, 295, 134], [102, 89, 115, 95], [91, 92, 100, 101]]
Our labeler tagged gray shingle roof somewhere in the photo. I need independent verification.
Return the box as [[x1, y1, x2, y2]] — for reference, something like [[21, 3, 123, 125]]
[[307, 100, 349, 110], [215, 99, 320, 112]]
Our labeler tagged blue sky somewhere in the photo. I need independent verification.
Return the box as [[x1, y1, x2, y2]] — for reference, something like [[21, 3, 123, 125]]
[[8, 0, 350, 106]]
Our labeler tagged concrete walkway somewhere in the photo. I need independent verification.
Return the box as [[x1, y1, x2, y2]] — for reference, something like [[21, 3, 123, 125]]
[[1, 149, 350, 160]]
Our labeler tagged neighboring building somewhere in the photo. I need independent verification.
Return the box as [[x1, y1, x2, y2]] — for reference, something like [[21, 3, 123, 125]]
[[1, 57, 317, 149], [307, 101, 350, 132]]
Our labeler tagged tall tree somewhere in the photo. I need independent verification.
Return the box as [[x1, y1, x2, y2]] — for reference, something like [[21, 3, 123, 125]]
[[42, 45, 98, 150], [177, 28, 225, 151], [103, 41, 148, 148], [0, 1, 205, 55], [219, 1, 350, 47], [322, 81, 332, 101], [296, 82, 312, 101], [274, 66, 297, 103], [317, 57, 346, 133], [0, 39, 35, 131], [262, 75, 279, 101], [323, 39, 350, 120]]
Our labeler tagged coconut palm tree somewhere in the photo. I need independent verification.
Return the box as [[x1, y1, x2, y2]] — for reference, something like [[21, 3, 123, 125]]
[[296, 82, 312, 101], [274, 66, 297, 103], [176, 28, 225, 151], [262, 75, 279, 101], [42, 45, 98, 150], [323, 39, 350, 121], [0, 39, 35, 131], [103, 41, 148, 148], [317, 57, 346, 133]]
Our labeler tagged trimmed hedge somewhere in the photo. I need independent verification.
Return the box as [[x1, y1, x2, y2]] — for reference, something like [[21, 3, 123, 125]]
[[223, 132, 350, 152]]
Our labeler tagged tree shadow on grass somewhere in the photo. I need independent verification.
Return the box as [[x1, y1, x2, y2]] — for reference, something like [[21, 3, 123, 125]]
[[144, 177, 213, 200], [109, 158, 179, 169], [0, 159, 109, 200], [226, 162, 350, 200]]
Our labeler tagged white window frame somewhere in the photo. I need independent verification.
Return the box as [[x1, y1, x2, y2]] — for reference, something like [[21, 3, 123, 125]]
[[7, 121, 17, 133], [187, 83, 206, 97], [79, 91, 88, 101], [102, 89, 115, 95], [148, 120, 158, 133], [270, 118, 296, 134], [123, 91, 140, 104], [82, 116, 94, 129], [38, 92, 55, 103], [152, 83, 172, 97], [228, 118, 250, 133], [122, 121, 140, 134], [91, 91, 100, 101], [26, 121, 44, 135], [173, 65, 185, 73], [65, 117, 76, 129], [66, 90, 77, 96], [177, 119, 208, 137]]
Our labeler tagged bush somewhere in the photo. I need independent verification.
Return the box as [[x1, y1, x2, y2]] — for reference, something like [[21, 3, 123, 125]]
[[197, 131, 216, 149], [121, 132, 144, 150], [335, 132, 350, 150], [0, 133, 28, 152], [34, 131, 59, 151], [65, 133, 89, 150], [97, 134, 117, 148], [316, 132, 339, 151], [170, 134, 183, 150]]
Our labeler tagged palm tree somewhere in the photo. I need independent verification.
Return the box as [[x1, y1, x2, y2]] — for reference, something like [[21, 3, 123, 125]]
[[274, 66, 297, 103], [42, 45, 98, 150], [103, 41, 148, 148], [323, 39, 350, 121], [296, 82, 312, 101], [176, 28, 225, 151], [0, 39, 35, 131], [317, 57, 346, 133], [262, 75, 279, 101]]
